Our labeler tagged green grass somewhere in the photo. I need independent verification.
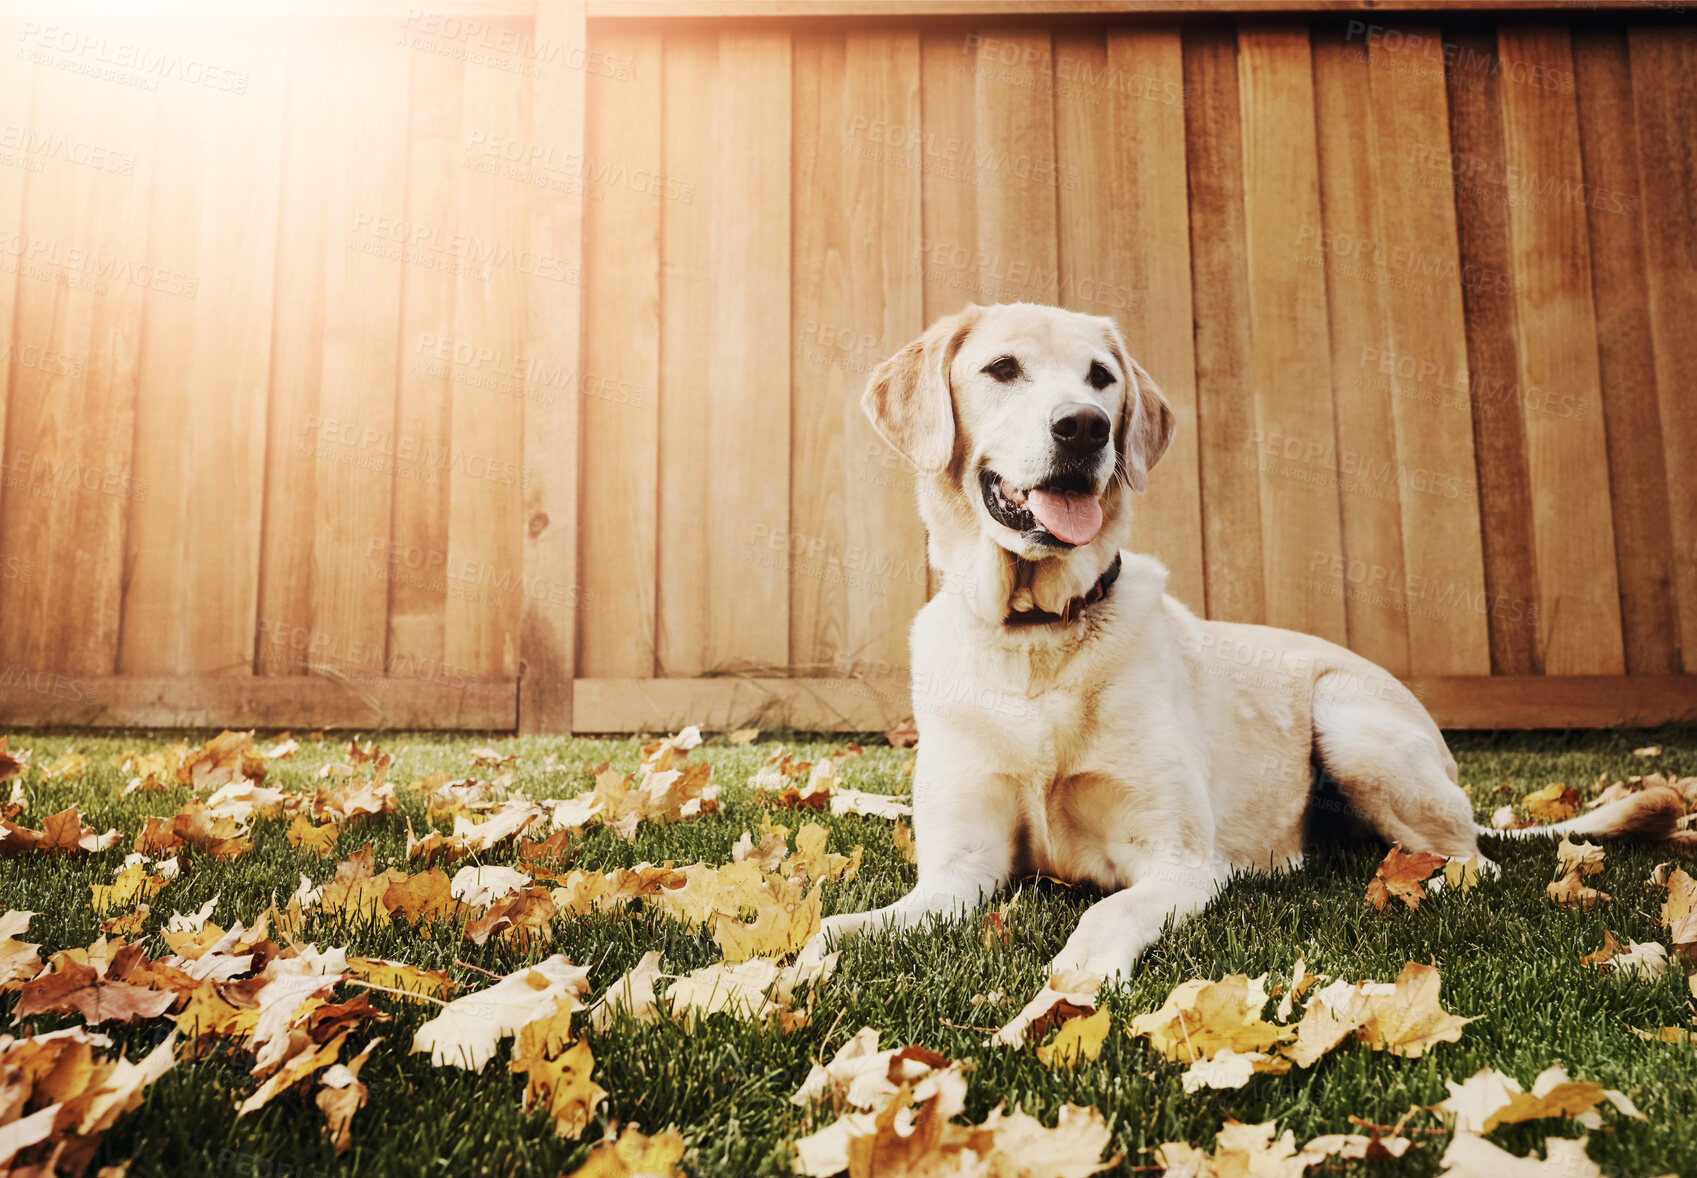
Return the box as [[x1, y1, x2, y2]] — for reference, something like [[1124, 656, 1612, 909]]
[[2, 726, 1695, 1177]]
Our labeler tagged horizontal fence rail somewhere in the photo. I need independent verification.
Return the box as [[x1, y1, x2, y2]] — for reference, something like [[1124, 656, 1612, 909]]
[[0, 6, 1691, 731]]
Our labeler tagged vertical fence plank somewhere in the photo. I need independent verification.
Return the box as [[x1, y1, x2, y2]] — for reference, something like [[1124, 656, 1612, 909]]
[[919, 31, 977, 324], [1628, 23, 1697, 673], [789, 31, 850, 678], [387, 47, 464, 681], [579, 26, 662, 680], [122, 30, 283, 677], [657, 30, 716, 678], [1445, 26, 1542, 675], [313, 32, 409, 680], [0, 41, 155, 677], [0, 15, 35, 570], [1574, 30, 1678, 674], [1108, 29, 1204, 609], [707, 30, 791, 674], [1368, 26, 1491, 676], [1496, 24, 1622, 675], [445, 24, 530, 683], [520, 0, 587, 730], [1311, 27, 1409, 674], [974, 29, 1058, 304], [1237, 26, 1345, 643], [1183, 27, 1263, 625]]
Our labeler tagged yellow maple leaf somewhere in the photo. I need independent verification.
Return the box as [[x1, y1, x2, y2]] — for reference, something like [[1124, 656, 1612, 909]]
[[1523, 783, 1580, 823], [513, 1035, 607, 1140], [563, 1125, 689, 1178], [710, 877, 821, 962], [1035, 1007, 1110, 1071], [287, 814, 340, 858]]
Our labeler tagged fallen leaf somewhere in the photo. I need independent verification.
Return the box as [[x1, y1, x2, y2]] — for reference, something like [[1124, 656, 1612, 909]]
[[892, 822, 917, 864], [884, 719, 918, 748], [563, 1124, 688, 1178], [1128, 974, 1293, 1066], [411, 956, 590, 1072], [1579, 930, 1668, 979], [1435, 1064, 1645, 1134], [1035, 1007, 1110, 1071], [1438, 1132, 1602, 1177], [1158, 1121, 1411, 1178], [1557, 835, 1605, 877], [287, 815, 340, 858], [1365, 844, 1448, 912], [726, 727, 760, 745], [1547, 871, 1610, 912], [316, 1035, 380, 1153], [590, 951, 666, 1031], [512, 1033, 606, 1139], [1284, 963, 1472, 1067], [992, 971, 1103, 1048], [0, 910, 42, 990], [1523, 784, 1580, 823], [14, 957, 176, 1024]]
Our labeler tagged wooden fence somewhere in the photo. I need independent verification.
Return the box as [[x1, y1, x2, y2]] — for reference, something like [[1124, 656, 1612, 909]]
[[0, 2, 1692, 732]]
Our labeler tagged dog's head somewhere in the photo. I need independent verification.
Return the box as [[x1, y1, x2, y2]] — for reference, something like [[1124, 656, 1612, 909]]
[[863, 303, 1174, 621]]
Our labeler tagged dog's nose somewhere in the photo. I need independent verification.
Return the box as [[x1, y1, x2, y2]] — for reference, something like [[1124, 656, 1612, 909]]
[[1049, 403, 1111, 456]]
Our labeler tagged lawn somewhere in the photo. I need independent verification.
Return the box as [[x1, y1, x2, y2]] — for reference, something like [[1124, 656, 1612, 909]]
[[1, 725, 1694, 1177]]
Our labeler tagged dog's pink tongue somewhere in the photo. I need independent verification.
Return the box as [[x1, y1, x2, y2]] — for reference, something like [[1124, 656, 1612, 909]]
[[1026, 488, 1103, 545]]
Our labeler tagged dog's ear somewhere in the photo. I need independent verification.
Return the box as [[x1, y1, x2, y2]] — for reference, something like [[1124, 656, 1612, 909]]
[[862, 307, 980, 476], [1103, 321, 1175, 493]]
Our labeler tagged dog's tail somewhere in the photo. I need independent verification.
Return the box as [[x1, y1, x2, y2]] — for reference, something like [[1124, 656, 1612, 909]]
[[1479, 785, 1685, 841]]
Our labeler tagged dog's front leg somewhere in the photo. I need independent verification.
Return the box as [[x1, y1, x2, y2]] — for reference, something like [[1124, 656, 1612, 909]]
[[797, 756, 1017, 967], [1049, 846, 1227, 982]]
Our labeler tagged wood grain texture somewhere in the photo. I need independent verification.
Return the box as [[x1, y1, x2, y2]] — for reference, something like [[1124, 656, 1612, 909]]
[[121, 29, 283, 678], [656, 30, 717, 678], [1366, 23, 1490, 675], [706, 30, 792, 674], [1311, 27, 1410, 674], [579, 25, 662, 679], [518, 0, 587, 731], [1236, 26, 1346, 643], [1496, 23, 1623, 674], [445, 23, 529, 682], [1108, 28, 1204, 609], [0, 40, 155, 678], [1574, 29, 1678, 674], [973, 28, 1059, 304], [1182, 27, 1264, 624], [0, 674, 516, 730], [386, 46, 464, 680], [1444, 25, 1543, 675], [918, 30, 979, 323], [0, 14, 34, 583], [790, 31, 926, 682], [1628, 23, 1697, 675]]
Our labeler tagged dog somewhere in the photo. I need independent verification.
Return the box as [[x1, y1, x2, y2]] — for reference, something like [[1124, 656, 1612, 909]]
[[797, 302, 1684, 981]]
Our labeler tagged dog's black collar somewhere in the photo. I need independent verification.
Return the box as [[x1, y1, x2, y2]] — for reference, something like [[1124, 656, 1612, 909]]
[[1003, 552, 1122, 628]]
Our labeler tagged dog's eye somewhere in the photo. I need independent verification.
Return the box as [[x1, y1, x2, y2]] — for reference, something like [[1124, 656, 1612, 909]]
[[982, 356, 1022, 383], [1087, 361, 1116, 390]]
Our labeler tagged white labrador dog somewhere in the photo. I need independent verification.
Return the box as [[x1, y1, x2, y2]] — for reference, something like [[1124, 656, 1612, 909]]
[[799, 302, 1682, 981]]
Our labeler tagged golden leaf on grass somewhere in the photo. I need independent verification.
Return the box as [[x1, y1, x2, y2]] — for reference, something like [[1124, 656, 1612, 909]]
[[100, 907, 150, 937], [733, 826, 791, 874], [665, 955, 835, 1026], [711, 877, 821, 962], [384, 868, 459, 929], [464, 887, 558, 950], [287, 815, 340, 858], [551, 864, 687, 917], [1284, 963, 1471, 1068], [513, 1033, 607, 1140], [1128, 974, 1293, 1067], [1633, 745, 1663, 758], [564, 1125, 689, 1178], [1491, 805, 1525, 830], [1438, 1133, 1604, 1177], [177, 730, 266, 790], [1650, 865, 1697, 966], [0, 910, 41, 990], [1156, 1121, 1411, 1178], [90, 864, 169, 915], [892, 822, 917, 864], [1547, 872, 1610, 912], [344, 957, 455, 1003], [783, 823, 861, 885], [1630, 1024, 1695, 1047], [1435, 1065, 1644, 1134], [1579, 930, 1669, 979], [992, 970, 1104, 1047], [1179, 1047, 1285, 1094], [411, 956, 591, 1072], [726, 727, 761, 745], [1557, 836, 1605, 877], [0, 1029, 177, 1174], [790, 1028, 952, 1115], [0, 738, 28, 783], [590, 951, 666, 1031], [2, 805, 121, 855], [239, 1030, 349, 1116], [1442, 856, 1483, 895], [39, 751, 87, 781], [1035, 1007, 1110, 1071], [1365, 844, 1448, 912], [1523, 784, 1580, 823], [316, 1035, 380, 1153]]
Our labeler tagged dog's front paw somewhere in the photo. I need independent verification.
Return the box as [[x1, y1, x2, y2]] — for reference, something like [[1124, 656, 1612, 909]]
[[796, 912, 863, 969], [1048, 938, 1136, 985]]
